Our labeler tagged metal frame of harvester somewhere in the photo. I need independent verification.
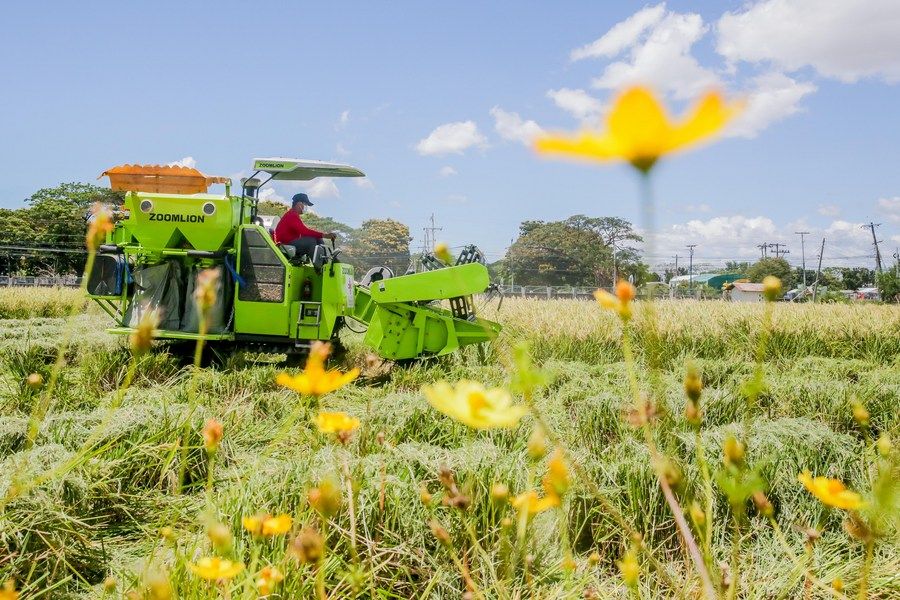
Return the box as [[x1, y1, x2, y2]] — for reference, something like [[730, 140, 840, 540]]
[[86, 158, 501, 360]]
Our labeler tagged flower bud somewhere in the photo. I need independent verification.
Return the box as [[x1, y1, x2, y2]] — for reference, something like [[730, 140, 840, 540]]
[[684, 365, 702, 402], [130, 309, 159, 356], [207, 522, 231, 551], [593, 289, 620, 312], [202, 419, 223, 452], [500, 517, 513, 528], [588, 551, 601, 566], [685, 400, 702, 427], [544, 449, 570, 496], [434, 242, 452, 264], [159, 526, 176, 543], [290, 526, 324, 564], [527, 426, 547, 460], [832, 578, 843, 593], [561, 556, 577, 572], [26, 373, 43, 389], [752, 491, 773, 517], [419, 485, 433, 505], [617, 548, 639, 588], [723, 435, 745, 468], [762, 276, 782, 301], [490, 483, 509, 503], [308, 479, 341, 517], [851, 401, 870, 428], [103, 576, 117, 593], [689, 501, 706, 527], [876, 433, 891, 457], [615, 280, 636, 303], [194, 268, 221, 315], [429, 519, 451, 546]]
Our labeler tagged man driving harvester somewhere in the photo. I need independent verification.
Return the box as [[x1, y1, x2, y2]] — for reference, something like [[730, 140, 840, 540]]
[[274, 193, 337, 270]]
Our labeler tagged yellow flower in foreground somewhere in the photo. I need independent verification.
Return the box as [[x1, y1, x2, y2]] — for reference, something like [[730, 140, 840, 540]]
[[618, 547, 640, 587], [511, 489, 560, 515], [423, 381, 528, 429], [276, 341, 359, 397], [536, 86, 742, 173], [434, 241, 453, 264], [0, 579, 18, 600], [86, 202, 114, 251], [189, 557, 244, 580], [256, 566, 284, 596], [315, 411, 360, 434], [543, 448, 570, 497], [798, 471, 865, 510]]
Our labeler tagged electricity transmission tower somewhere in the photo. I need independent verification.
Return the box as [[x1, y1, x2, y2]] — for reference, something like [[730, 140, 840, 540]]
[[795, 231, 810, 288], [757, 242, 768, 258], [421, 213, 442, 255], [863, 222, 883, 273]]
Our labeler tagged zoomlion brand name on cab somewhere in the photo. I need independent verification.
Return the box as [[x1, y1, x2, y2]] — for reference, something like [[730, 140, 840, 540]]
[[148, 213, 206, 223]]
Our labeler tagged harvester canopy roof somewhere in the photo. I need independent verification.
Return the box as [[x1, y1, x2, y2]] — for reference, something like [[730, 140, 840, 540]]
[[251, 158, 365, 180], [101, 164, 230, 194]]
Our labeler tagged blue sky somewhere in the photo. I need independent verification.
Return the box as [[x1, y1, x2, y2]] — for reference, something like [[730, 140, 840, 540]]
[[3, 1, 899, 269]]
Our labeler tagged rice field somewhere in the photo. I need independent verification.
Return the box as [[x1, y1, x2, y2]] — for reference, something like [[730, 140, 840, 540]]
[[0, 288, 897, 598]]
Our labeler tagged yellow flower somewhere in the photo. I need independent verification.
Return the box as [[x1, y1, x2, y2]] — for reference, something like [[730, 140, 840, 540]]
[[0, 579, 18, 600], [276, 341, 359, 397], [543, 448, 570, 498], [422, 380, 528, 429], [511, 489, 560, 515], [242, 514, 263, 535], [798, 471, 865, 510], [434, 241, 453, 264], [255, 566, 284, 596], [617, 547, 640, 587], [188, 557, 244, 580], [261, 514, 293, 536], [593, 289, 632, 321], [86, 202, 114, 251], [315, 411, 360, 434], [536, 86, 741, 173], [202, 418, 223, 451]]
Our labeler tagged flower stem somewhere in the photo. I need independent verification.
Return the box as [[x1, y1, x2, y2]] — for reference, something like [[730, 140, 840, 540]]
[[857, 539, 874, 600]]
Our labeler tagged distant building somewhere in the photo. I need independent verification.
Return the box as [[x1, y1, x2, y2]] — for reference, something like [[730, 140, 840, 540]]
[[730, 282, 765, 303]]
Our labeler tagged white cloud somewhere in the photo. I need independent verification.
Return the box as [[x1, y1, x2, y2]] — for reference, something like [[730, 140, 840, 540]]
[[578, 6, 720, 99], [167, 156, 197, 169], [571, 4, 666, 61], [335, 110, 350, 130], [439, 166, 458, 177], [727, 72, 817, 138], [355, 177, 375, 189], [444, 194, 468, 204], [303, 178, 340, 198], [335, 143, 350, 156], [490, 107, 544, 145], [653, 215, 881, 266], [546, 88, 604, 123], [257, 187, 285, 203], [416, 121, 487, 156], [877, 197, 900, 223], [818, 203, 841, 217], [717, 0, 900, 83]]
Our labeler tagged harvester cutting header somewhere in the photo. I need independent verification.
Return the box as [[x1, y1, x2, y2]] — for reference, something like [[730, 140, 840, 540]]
[[87, 159, 500, 360]]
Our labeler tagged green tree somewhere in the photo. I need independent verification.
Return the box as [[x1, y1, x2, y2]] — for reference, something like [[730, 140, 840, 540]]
[[256, 199, 289, 216], [504, 215, 645, 286], [747, 257, 795, 290], [838, 267, 875, 291], [876, 271, 900, 303], [346, 219, 412, 275]]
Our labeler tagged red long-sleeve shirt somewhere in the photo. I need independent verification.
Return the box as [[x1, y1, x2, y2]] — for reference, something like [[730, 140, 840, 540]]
[[273, 209, 325, 243]]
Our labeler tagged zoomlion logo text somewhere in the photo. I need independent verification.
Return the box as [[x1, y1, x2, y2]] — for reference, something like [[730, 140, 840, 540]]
[[148, 213, 206, 223], [256, 161, 286, 169]]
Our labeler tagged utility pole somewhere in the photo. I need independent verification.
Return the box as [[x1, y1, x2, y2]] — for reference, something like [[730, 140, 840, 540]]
[[757, 242, 768, 258], [686, 244, 697, 291], [863, 222, 883, 274], [812, 237, 825, 303], [611, 244, 618, 289], [767, 242, 790, 259], [673, 254, 680, 281], [795, 231, 810, 289]]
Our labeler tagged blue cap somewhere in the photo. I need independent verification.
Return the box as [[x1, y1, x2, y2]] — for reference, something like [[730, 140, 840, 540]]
[[291, 193, 314, 207]]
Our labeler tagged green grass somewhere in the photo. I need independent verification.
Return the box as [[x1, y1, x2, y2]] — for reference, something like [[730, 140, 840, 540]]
[[0, 298, 897, 598]]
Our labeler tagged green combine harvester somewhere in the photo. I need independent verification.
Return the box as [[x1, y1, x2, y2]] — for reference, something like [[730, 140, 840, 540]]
[[86, 158, 500, 361]]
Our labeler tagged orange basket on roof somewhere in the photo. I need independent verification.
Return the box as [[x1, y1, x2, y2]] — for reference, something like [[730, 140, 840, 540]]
[[100, 164, 230, 194]]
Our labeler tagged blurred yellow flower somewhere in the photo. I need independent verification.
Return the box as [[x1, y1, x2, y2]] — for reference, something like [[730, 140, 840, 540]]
[[262, 514, 293, 536], [617, 547, 640, 587], [276, 341, 359, 397], [0, 579, 18, 600], [86, 203, 114, 251], [315, 411, 360, 434], [188, 557, 244, 580], [543, 448, 570, 497], [434, 241, 453, 264], [423, 380, 528, 429], [593, 289, 632, 321], [798, 471, 864, 510], [535, 86, 742, 173], [256, 566, 284, 596], [511, 489, 560, 515]]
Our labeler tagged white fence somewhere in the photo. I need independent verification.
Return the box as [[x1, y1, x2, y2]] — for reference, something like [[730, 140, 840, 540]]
[[0, 276, 82, 287]]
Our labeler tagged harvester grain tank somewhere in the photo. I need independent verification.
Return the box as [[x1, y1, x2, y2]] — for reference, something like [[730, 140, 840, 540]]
[[87, 159, 500, 360]]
